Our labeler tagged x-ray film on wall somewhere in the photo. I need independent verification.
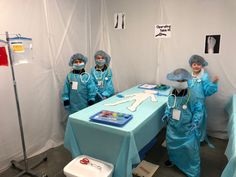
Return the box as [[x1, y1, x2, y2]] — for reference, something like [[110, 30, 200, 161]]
[[114, 13, 125, 30], [205, 35, 221, 54]]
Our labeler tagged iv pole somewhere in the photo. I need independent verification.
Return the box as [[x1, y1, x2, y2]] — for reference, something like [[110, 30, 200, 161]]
[[5, 31, 47, 177]]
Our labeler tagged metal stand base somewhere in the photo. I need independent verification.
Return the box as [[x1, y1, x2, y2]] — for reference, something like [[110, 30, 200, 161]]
[[11, 155, 48, 177]]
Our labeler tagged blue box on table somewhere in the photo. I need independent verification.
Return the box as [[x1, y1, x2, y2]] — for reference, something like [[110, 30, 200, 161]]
[[90, 110, 133, 127]]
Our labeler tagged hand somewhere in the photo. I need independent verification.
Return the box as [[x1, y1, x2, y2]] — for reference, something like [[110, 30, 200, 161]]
[[64, 100, 70, 111], [88, 100, 95, 106], [190, 124, 197, 132], [162, 115, 169, 122], [187, 123, 198, 135], [63, 100, 70, 106], [212, 76, 219, 83], [64, 105, 70, 111], [207, 36, 216, 54]]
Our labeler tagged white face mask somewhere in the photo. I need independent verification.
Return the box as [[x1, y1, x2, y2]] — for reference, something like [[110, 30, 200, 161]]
[[72, 62, 85, 70], [95, 59, 106, 66], [172, 81, 188, 91]]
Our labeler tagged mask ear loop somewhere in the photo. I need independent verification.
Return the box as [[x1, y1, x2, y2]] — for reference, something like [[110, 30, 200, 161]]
[[167, 94, 176, 109]]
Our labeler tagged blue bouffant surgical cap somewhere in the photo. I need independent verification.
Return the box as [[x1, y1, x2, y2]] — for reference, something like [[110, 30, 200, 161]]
[[189, 54, 208, 67], [94, 50, 111, 65], [69, 53, 88, 66], [167, 68, 192, 81]]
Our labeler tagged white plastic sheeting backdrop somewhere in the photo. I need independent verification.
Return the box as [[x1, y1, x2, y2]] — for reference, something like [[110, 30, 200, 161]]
[[0, 0, 236, 173], [0, 0, 111, 172], [106, 0, 236, 139]]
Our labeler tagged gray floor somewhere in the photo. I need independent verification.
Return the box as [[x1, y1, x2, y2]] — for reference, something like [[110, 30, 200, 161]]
[[0, 129, 228, 177], [0, 146, 72, 177], [141, 129, 228, 177]]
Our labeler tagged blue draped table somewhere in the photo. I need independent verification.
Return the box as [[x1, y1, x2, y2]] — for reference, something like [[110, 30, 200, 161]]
[[64, 86, 169, 177], [221, 95, 236, 177]]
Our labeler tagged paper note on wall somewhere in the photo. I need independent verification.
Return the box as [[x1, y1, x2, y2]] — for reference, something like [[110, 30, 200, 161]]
[[155, 24, 171, 38]]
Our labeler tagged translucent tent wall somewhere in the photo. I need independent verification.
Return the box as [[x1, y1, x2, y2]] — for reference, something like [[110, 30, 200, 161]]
[[0, 0, 111, 171], [105, 0, 236, 139]]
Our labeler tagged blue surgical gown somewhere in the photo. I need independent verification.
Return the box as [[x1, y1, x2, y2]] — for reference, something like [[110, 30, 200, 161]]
[[188, 72, 218, 142], [61, 72, 96, 114], [90, 67, 115, 101], [164, 89, 204, 177]]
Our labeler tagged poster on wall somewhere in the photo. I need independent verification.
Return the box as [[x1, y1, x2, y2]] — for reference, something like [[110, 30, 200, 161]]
[[205, 35, 221, 54], [114, 13, 125, 30], [155, 24, 171, 38]]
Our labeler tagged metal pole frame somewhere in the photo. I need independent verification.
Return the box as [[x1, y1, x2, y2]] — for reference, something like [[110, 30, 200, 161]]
[[5, 31, 47, 177]]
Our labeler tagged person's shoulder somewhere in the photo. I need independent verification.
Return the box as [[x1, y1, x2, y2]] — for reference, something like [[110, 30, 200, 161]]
[[187, 79, 193, 85], [90, 66, 96, 71], [203, 71, 209, 76], [90, 67, 96, 75], [107, 67, 112, 72], [67, 71, 73, 76], [202, 72, 209, 80]]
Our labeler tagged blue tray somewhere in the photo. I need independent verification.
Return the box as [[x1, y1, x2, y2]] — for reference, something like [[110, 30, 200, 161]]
[[90, 110, 133, 127]]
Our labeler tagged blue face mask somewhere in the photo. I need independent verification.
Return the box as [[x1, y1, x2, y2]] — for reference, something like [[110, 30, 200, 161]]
[[73, 63, 85, 70], [95, 59, 106, 66]]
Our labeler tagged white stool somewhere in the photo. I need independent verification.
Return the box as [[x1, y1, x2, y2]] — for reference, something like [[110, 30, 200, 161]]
[[64, 155, 114, 177]]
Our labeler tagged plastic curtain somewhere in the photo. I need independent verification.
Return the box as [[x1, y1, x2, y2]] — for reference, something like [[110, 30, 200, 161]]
[[0, 0, 235, 173], [105, 0, 236, 139], [0, 0, 109, 172]]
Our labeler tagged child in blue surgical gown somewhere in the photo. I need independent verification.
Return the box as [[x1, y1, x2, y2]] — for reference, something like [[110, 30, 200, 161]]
[[90, 50, 115, 102], [188, 54, 219, 144], [61, 53, 96, 114], [162, 68, 204, 177]]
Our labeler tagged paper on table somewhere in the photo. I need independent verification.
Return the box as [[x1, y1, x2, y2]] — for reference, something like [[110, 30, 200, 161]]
[[139, 84, 157, 89]]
